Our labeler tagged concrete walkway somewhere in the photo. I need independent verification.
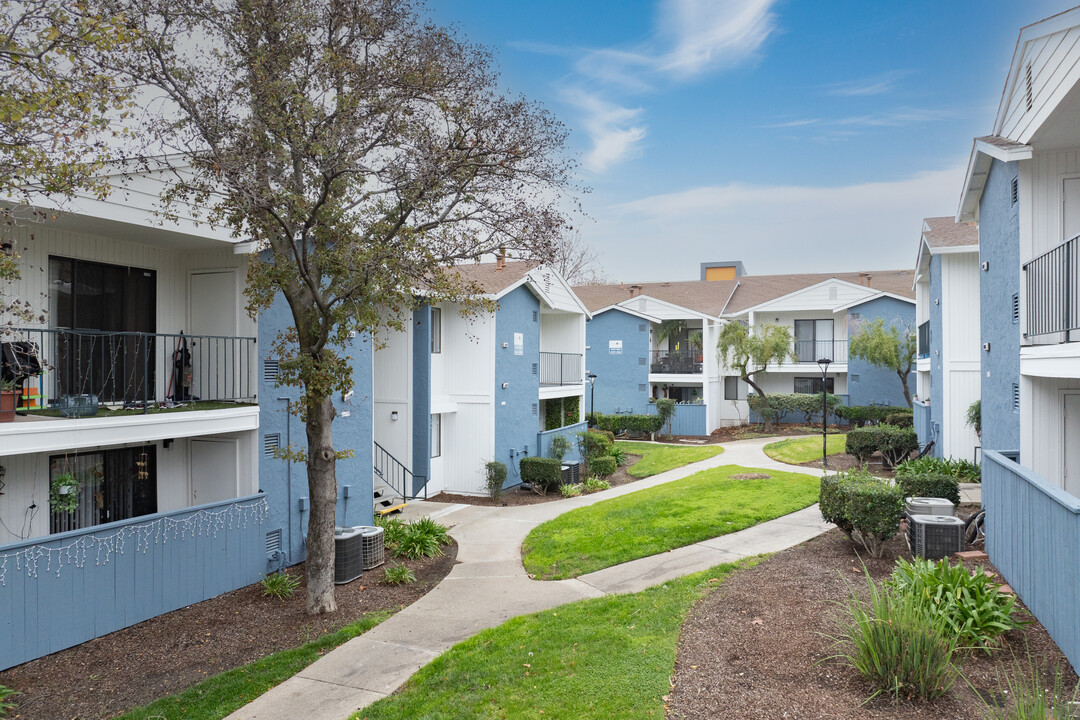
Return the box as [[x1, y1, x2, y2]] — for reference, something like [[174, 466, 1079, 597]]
[[226, 437, 833, 720]]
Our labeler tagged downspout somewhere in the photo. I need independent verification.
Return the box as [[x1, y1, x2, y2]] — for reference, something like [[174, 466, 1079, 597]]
[[277, 396, 293, 561]]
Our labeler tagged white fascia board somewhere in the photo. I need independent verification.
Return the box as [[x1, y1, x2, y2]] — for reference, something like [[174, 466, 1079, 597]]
[[974, 138, 1033, 163], [527, 266, 593, 318], [832, 291, 915, 314], [929, 244, 980, 256], [734, 277, 874, 315], [957, 143, 990, 223], [590, 304, 661, 323], [616, 295, 714, 322]]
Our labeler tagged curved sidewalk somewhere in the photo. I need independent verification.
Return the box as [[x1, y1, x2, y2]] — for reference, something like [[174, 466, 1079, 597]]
[[226, 437, 833, 720]]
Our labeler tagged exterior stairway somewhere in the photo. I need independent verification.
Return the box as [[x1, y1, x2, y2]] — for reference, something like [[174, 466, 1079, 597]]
[[372, 441, 425, 515]]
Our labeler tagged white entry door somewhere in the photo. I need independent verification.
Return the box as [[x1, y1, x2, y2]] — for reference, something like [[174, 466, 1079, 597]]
[[190, 438, 239, 506], [1065, 393, 1080, 497], [188, 271, 239, 401]]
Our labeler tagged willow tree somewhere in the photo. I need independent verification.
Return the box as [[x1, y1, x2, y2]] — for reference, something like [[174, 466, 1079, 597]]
[[849, 318, 915, 408], [716, 322, 793, 427], [112, 0, 576, 613]]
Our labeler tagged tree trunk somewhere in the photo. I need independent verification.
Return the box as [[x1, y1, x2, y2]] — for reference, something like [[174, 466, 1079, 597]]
[[743, 374, 773, 430], [304, 394, 338, 615], [897, 370, 913, 408]]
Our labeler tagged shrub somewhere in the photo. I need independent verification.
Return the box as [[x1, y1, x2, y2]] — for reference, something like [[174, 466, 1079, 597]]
[[982, 655, 1079, 720], [830, 570, 959, 702], [577, 430, 612, 462], [842, 478, 904, 557], [375, 516, 407, 548], [485, 461, 508, 501], [897, 456, 981, 483], [520, 456, 563, 493], [896, 473, 960, 506], [888, 557, 1025, 651], [261, 571, 300, 599], [582, 476, 611, 493], [844, 427, 878, 465], [966, 399, 981, 438], [0, 685, 18, 718], [883, 410, 913, 428], [548, 435, 572, 462], [654, 397, 676, 433], [411, 517, 451, 546], [835, 405, 898, 427], [594, 428, 616, 444], [559, 483, 582, 498], [382, 563, 416, 585], [877, 425, 919, 468], [589, 455, 617, 478], [762, 392, 842, 423], [609, 444, 627, 466], [820, 470, 876, 538], [396, 530, 443, 559]]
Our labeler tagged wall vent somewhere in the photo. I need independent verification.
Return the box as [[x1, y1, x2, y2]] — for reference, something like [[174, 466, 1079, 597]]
[[264, 358, 280, 384], [532, 363, 538, 375], [266, 529, 282, 555], [1011, 176, 1019, 204], [1025, 63, 1033, 112], [532, 310, 538, 322], [264, 433, 281, 457], [638, 323, 647, 332], [1013, 383, 1020, 412], [850, 374, 860, 383], [1012, 293, 1019, 324], [532, 403, 538, 416], [638, 357, 646, 366], [638, 383, 647, 392], [850, 312, 860, 320]]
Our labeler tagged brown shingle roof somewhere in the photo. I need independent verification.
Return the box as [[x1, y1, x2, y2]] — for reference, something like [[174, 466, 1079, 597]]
[[721, 270, 916, 314], [446, 260, 538, 294], [975, 135, 1028, 151], [922, 216, 979, 249], [571, 279, 738, 316]]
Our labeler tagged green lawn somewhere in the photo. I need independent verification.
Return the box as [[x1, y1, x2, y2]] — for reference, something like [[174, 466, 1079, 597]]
[[613, 440, 723, 477], [115, 612, 389, 720], [763, 433, 847, 464], [522, 465, 820, 580], [355, 560, 754, 720]]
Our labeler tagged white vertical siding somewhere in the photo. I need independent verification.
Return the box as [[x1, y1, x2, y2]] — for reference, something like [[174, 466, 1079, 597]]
[[752, 281, 873, 313], [438, 403, 495, 495], [540, 312, 583, 354], [373, 321, 412, 463], [1001, 27, 1080, 143], [1026, 376, 1080, 486]]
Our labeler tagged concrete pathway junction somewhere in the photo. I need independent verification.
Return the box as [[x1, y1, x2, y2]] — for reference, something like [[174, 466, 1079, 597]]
[[227, 436, 969, 720]]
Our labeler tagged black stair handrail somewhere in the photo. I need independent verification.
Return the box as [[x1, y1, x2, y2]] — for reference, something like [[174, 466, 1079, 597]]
[[373, 441, 428, 501]]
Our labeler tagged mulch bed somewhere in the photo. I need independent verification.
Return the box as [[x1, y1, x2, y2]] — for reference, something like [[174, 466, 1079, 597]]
[[667, 530, 1077, 720], [707, 424, 847, 444], [798, 451, 899, 478], [428, 455, 646, 507], [0, 544, 457, 720]]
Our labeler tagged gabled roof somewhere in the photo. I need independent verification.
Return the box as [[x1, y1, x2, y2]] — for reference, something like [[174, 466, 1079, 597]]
[[922, 217, 979, 250], [449, 261, 590, 317], [572, 280, 738, 317], [721, 270, 915, 315], [449, 261, 538, 295]]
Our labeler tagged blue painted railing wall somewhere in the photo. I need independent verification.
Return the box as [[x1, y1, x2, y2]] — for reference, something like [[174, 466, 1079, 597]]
[[914, 402, 933, 449], [0, 496, 268, 671], [647, 402, 707, 436], [536, 422, 587, 464], [984, 451, 1080, 672]]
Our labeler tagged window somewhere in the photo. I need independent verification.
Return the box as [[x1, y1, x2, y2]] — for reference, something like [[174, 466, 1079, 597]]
[[794, 377, 834, 394], [430, 308, 442, 353], [724, 376, 747, 400], [793, 319, 834, 362], [430, 414, 441, 458], [849, 374, 860, 383], [49, 446, 157, 534]]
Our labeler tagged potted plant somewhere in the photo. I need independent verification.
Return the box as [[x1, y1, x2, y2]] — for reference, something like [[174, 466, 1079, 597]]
[[0, 379, 16, 423], [50, 472, 82, 514]]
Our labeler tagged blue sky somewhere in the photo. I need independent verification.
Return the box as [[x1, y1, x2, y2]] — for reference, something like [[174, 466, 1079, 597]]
[[430, 1, 1070, 282]]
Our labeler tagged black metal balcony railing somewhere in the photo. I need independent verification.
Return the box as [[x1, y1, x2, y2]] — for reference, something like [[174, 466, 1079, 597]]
[[2, 328, 257, 413], [539, 352, 582, 386], [649, 349, 702, 374], [918, 321, 931, 358], [1023, 234, 1079, 340], [790, 339, 848, 364]]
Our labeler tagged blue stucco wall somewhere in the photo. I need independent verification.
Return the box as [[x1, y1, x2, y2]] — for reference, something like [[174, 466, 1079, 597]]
[[846, 296, 916, 408], [411, 306, 431, 495], [929, 254, 945, 458], [980, 158, 1021, 454], [259, 291, 374, 568], [494, 286, 541, 488], [584, 309, 650, 415]]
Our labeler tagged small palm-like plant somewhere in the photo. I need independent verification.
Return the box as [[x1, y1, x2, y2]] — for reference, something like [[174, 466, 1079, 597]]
[[382, 563, 417, 585], [261, 571, 300, 600], [560, 483, 582, 498]]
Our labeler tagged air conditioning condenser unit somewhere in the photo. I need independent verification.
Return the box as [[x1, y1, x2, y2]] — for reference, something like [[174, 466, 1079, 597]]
[[908, 514, 965, 560]]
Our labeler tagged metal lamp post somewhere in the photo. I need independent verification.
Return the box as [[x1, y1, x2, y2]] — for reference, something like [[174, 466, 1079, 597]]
[[587, 373, 597, 425], [817, 358, 831, 468]]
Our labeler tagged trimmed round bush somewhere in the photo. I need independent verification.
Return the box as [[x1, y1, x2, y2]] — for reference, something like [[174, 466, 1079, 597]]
[[842, 480, 905, 557], [820, 470, 876, 538], [589, 455, 617, 478], [883, 411, 913, 428], [897, 473, 960, 506], [485, 461, 508, 500], [877, 425, 918, 468], [578, 430, 613, 460], [520, 456, 562, 493], [844, 428, 878, 464]]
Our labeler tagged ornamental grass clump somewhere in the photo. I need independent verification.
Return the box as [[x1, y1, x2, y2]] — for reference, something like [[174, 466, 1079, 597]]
[[829, 570, 959, 703], [261, 571, 300, 600], [981, 654, 1080, 720], [382, 563, 416, 586], [888, 557, 1025, 651]]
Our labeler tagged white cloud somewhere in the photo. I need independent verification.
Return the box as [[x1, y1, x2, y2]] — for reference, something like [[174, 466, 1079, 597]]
[[764, 107, 957, 131], [563, 89, 648, 173], [824, 71, 909, 97], [586, 163, 968, 280], [656, 0, 778, 78]]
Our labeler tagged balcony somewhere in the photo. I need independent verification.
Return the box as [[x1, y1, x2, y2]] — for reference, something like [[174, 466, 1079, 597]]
[[790, 339, 848, 365], [649, 349, 703, 375], [539, 351, 582, 387], [1023, 234, 1079, 342], [918, 321, 930, 359], [3, 327, 257, 410]]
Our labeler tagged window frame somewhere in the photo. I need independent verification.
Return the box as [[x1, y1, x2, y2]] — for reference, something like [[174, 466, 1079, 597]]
[[430, 414, 442, 458], [430, 307, 442, 354], [794, 376, 834, 394]]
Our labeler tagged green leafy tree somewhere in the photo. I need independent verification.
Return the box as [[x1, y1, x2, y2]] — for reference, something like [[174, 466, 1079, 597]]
[[716, 322, 793, 399], [848, 318, 916, 408], [113, 0, 576, 614], [1, 0, 133, 320]]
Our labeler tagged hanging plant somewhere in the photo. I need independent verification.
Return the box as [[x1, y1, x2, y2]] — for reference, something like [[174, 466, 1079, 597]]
[[50, 472, 82, 514]]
